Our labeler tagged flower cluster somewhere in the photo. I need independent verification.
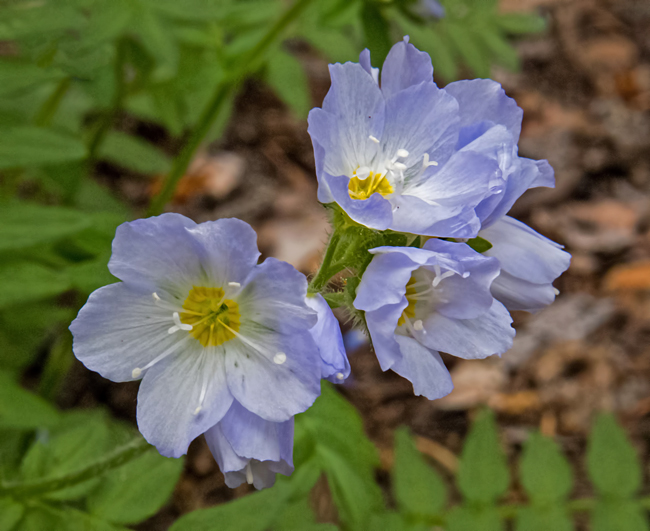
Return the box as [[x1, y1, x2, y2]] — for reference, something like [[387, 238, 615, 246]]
[[70, 38, 569, 490], [308, 37, 570, 400]]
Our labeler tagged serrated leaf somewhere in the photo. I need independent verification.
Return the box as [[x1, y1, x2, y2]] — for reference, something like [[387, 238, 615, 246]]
[[0, 497, 24, 531], [20, 412, 111, 501], [86, 447, 183, 525], [393, 428, 446, 516], [476, 27, 520, 71], [0, 127, 86, 169], [0, 203, 92, 253], [266, 50, 311, 119], [520, 433, 572, 503], [445, 22, 491, 78], [447, 506, 504, 531], [592, 500, 649, 531], [99, 131, 171, 175], [456, 409, 509, 503], [516, 506, 572, 531], [466, 236, 493, 253], [587, 414, 641, 498], [169, 486, 289, 531], [0, 262, 71, 310], [0, 370, 60, 430]]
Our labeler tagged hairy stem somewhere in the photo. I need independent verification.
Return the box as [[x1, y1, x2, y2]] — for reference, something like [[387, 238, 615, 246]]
[[309, 231, 344, 293], [146, 0, 313, 216], [0, 437, 152, 499]]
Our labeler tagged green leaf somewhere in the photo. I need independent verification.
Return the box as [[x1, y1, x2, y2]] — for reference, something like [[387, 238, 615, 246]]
[[466, 236, 493, 254], [393, 428, 446, 516], [20, 412, 111, 501], [99, 131, 171, 175], [361, 2, 392, 67], [592, 500, 649, 531], [0, 370, 60, 430], [0, 61, 64, 97], [476, 27, 520, 71], [0, 497, 24, 531], [495, 13, 547, 35], [86, 447, 183, 525], [520, 433, 572, 504], [447, 506, 504, 531], [445, 22, 491, 78], [16, 502, 128, 531], [0, 262, 71, 310], [516, 507, 572, 531], [456, 409, 509, 503], [0, 127, 86, 169], [272, 497, 338, 531], [169, 486, 289, 531], [266, 49, 311, 119], [587, 413, 641, 498], [0, 203, 92, 253]]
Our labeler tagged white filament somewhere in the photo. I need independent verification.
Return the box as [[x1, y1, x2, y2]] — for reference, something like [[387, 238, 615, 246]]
[[131, 335, 190, 379], [369, 135, 380, 144]]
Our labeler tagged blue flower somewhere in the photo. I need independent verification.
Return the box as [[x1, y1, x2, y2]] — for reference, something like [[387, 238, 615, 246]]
[[354, 239, 515, 399], [205, 401, 293, 490], [420, 0, 445, 18], [70, 214, 321, 458], [443, 79, 571, 310], [308, 38, 503, 238], [306, 293, 350, 383]]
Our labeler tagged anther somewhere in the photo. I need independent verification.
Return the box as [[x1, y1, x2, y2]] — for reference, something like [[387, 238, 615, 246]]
[[369, 135, 380, 144], [273, 352, 287, 365], [422, 153, 438, 167], [413, 320, 424, 331], [553, 287, 560, 296], [168, 312, 193, 334], [152, 292, 161, 302], [228, 282, 241, 288], [396, 148, 409, 158], [392, 162, 407, 171], [132, 368, 142, 379], [336, 372, 345, 380], [193, 406, 202, 415]]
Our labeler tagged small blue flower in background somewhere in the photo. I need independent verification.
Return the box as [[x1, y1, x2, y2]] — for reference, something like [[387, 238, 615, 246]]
[[308, 37, 503, 238], [442, 79, 571, 310], [205, 401, 293, 490], [354, 239, 515, 400], [420, 0, 445, 19], [305, 293, 350, 383], [70, 214, 322, 458]]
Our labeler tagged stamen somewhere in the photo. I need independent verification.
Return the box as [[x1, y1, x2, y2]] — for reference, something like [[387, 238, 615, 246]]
[[369, 135, 380, 144], [392, 162, 407, 171], [131, 336, 190, 379], [553, 287, 560, 296], [245, 462, 254, 484], [432, 271, 454, 288], [217, 318, 287, 365], [422, 153, 438, 167], [168, 312, 193, 334], [413, 320, 424, 331], [273, 352, 287, 365], [355, 166, 371, 179], [194, 362, 209, 415], [228, 282, 241, 288], [396, 148, 409, 158], [336, 372, 345, 380]]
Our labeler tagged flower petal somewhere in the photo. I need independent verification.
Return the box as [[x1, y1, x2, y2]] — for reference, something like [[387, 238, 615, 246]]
[[490, 270, 557, 312], [70, 282, 176, 382], [444, 79, 523, 142], [380, 38, 434, 98], [359, 48, 379, 83], [108, 213, 199, 291], [392, 336, 453, 400], [420, 300, 515, 359], [136, 343, 233, 458], [305, 294, 350, 383], [366, 301, 407, 371], [326, 173, 393, 230], [224, 326, 321, 423], [220, 401, 293, 467], [481, 217, 571, 284]]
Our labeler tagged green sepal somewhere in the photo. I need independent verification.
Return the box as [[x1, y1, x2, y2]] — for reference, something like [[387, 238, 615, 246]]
[[466, 236, 493, 253]]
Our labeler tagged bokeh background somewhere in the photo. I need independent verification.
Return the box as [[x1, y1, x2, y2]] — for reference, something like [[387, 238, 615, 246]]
[[2, 0, 650, 529]]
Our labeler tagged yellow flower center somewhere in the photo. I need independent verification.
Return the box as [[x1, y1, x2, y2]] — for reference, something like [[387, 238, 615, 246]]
[[180, 286, 241, 347], [348, 170, 394, 200], [397, 276, 418, 327]]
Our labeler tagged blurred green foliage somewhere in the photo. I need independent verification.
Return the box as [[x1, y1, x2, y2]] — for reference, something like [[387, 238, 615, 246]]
[[2, 0, 631, 530]]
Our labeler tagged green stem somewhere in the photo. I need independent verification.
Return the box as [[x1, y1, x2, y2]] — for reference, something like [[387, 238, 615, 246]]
[[308, 231, 343, 293], [146, 0, 313, 217], [0, 437, 151, 499], [34, 77, 71, 127]]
